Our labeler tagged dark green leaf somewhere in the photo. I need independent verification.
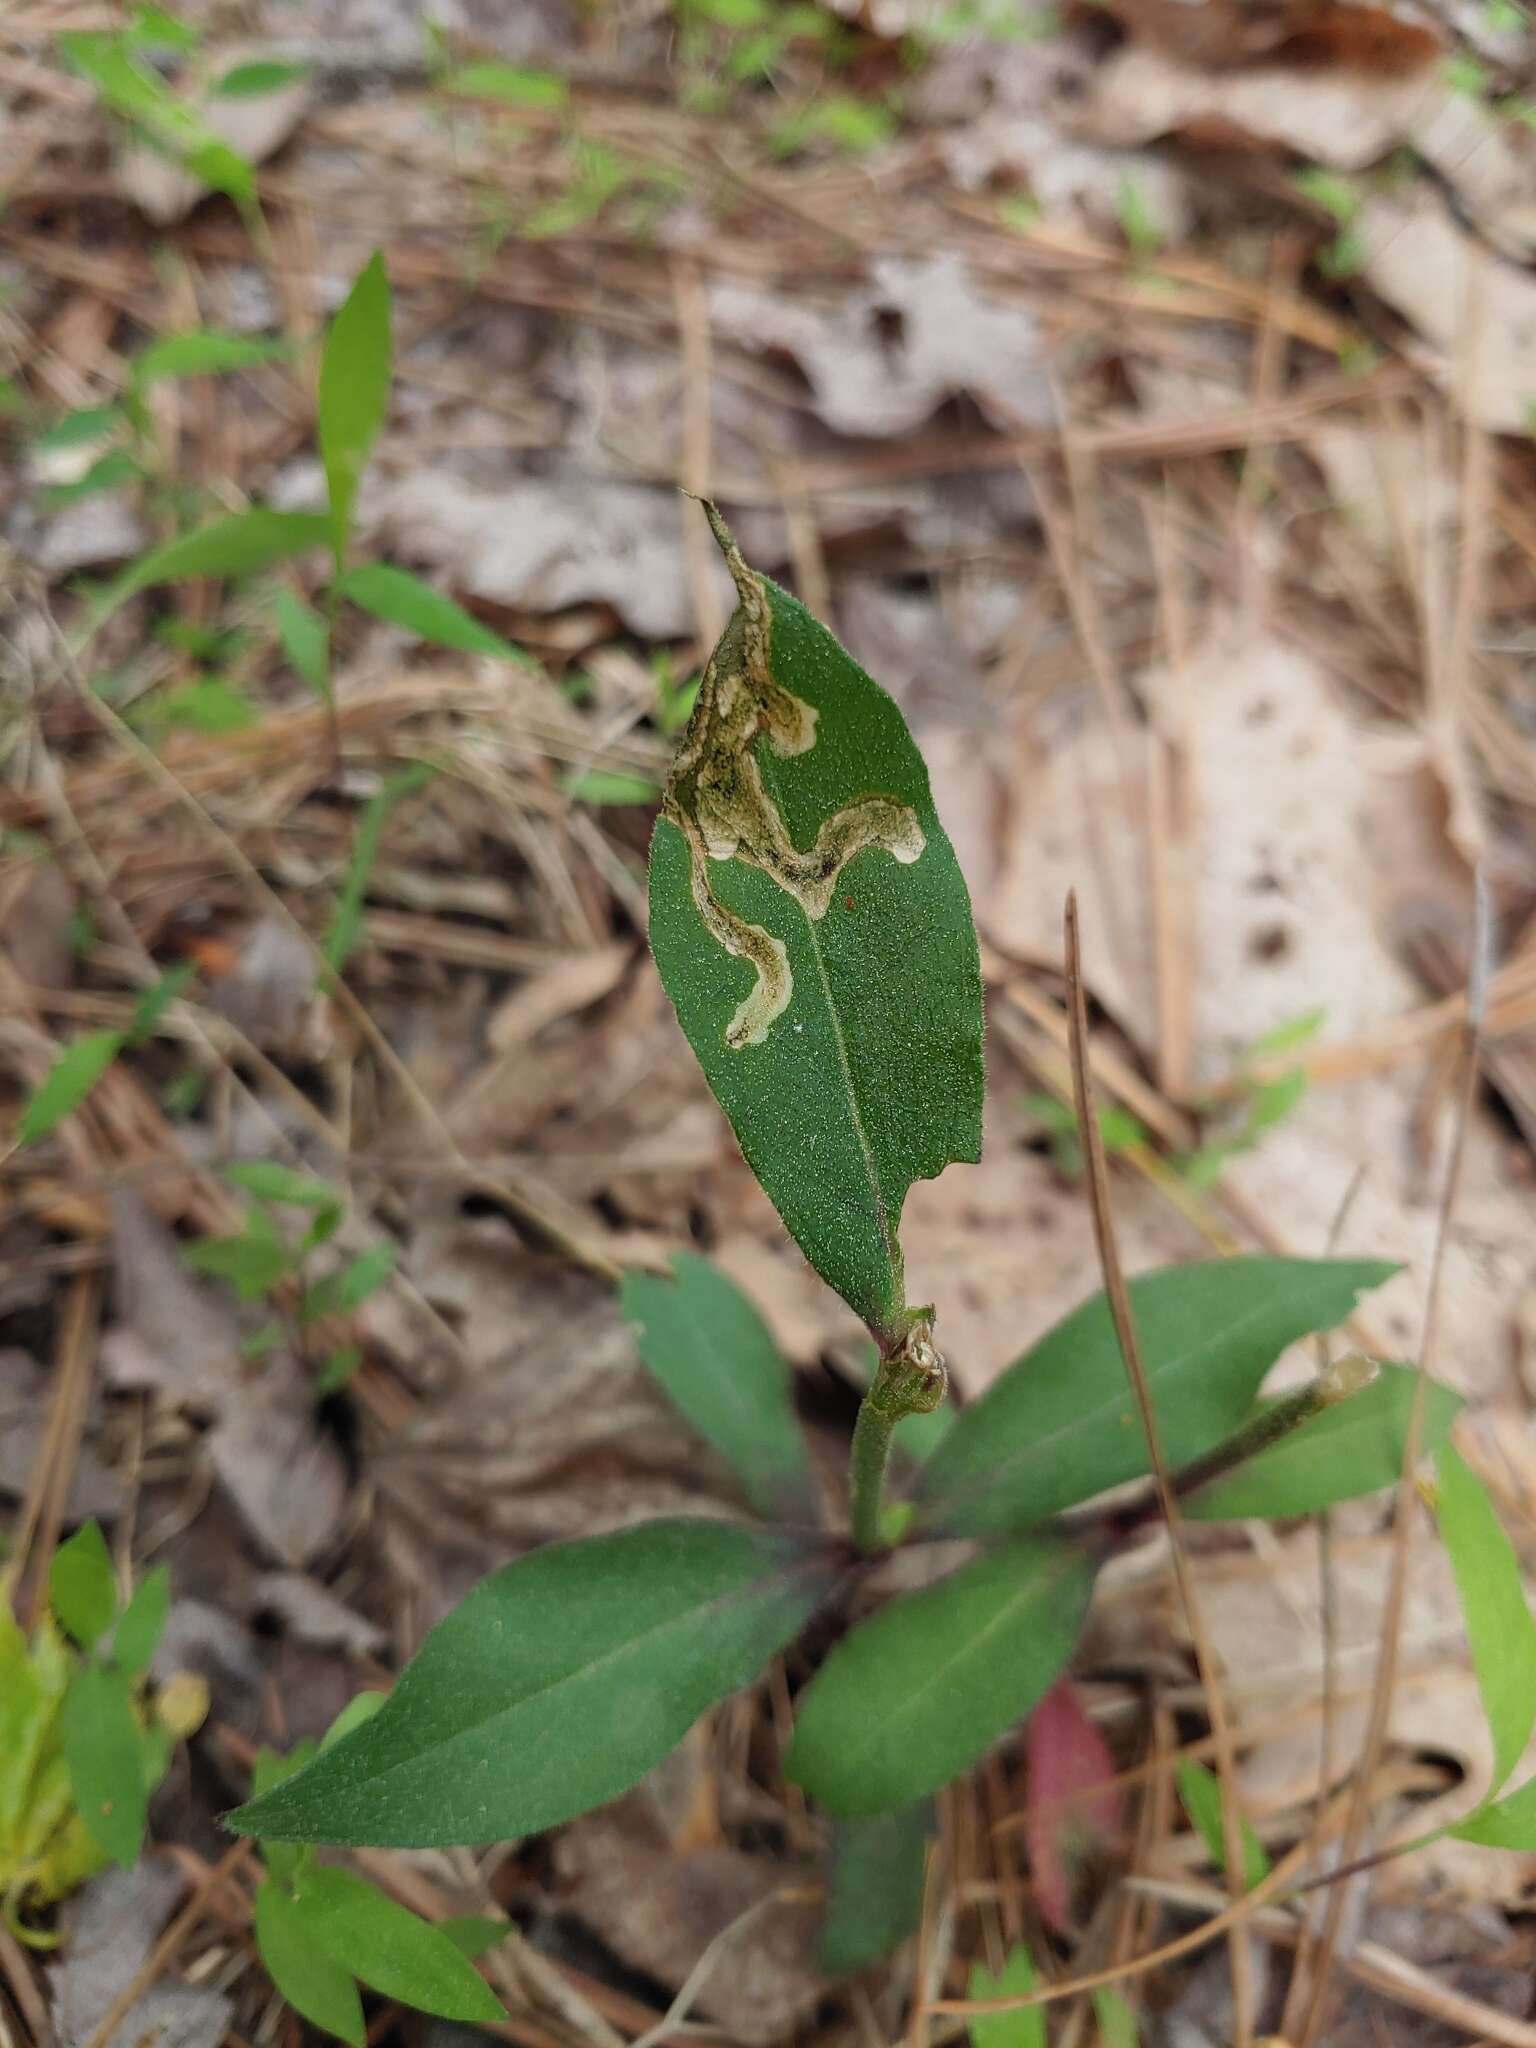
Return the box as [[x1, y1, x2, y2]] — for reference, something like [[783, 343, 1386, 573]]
[[1175, 1758, 1269, 1889], [318, 252, 391, 560], [298, 1866, 503, 2024], [785, 1537, 1094, 1816], [439, 1914, 513, 1958], [230, 1520, 836, 1846], [32, 403, 123, 455], [915, 1258, 1399, 1537], [49, 1519, 118, 1649], [18, 1031, 123, 1145], [1436, 1442, 1536, 1792], [63, 1663, 147, 1867], [117, 509, 331, 600], [321, 1691, 387, 1749], [967, 1944, 1043, 2048], [820, 1801, 932, 1972], [621, 1252, 815, 1520], [275, 587, 330, 696], [1187, 1363, 1461, 1521], [439, 61, 570, 107], [113, 1564, 171, 1676], [254, 1877, 365, 2046], [300, 1243, 394, 1322], [133, 331, 289, 384], [648, 514, 984, 1334], [336, 562, 524, 660], [251, 1742, 317, 1888], [212, 59, 311, 96], [127, 962, 196, 1045]]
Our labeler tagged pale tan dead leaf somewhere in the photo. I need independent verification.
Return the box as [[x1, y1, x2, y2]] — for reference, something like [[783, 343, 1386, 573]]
[[709, 254, 1053, 438], [207, 1363, 347, 1568], [1307, 424, 1459, 569], [552, 1790, 825, 2046], [1, 858, 77, 991], [486, 943, 631, 1054], [250, 1571, 385, 1656], [1358, 191, 1536, 435], [0, 1347, 121, 1522], [103, 1189, 243, 1410], [204, 915, 316, 1050]]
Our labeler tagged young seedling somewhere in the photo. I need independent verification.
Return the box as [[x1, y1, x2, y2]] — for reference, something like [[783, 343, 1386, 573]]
[[1, 1522, 203, 1941], [219, 502, 1509, 2001]]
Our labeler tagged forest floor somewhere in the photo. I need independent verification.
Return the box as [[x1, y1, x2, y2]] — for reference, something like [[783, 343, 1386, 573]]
[[5, 0, 1536, 2043]]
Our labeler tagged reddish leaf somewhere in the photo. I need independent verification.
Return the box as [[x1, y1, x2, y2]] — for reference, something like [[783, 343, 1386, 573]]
[[1022, 1680, 1121, 1933]]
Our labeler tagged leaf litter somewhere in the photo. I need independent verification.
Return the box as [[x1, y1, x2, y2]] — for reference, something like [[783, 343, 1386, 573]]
[[6, 0, 1536, 2036]]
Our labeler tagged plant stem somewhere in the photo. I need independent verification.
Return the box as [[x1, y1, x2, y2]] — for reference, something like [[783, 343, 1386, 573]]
[[849, 1395, 897, 1554], [848, 1318, 947, 1554]]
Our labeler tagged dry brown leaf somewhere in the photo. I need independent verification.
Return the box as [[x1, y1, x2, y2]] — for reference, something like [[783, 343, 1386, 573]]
[[250, 1570, 385, 1656], [709, 254, 1053, 438], [52, 1861, 231, 2048], [1, 858, 77, 990], [552, 1789, 825, 2045], [486, 942, 631, 1054], [0, 1347, 121, 1523], [207, 1363, 347, 1567]]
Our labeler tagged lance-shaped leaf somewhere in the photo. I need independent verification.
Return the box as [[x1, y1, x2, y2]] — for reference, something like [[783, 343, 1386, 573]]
[[1436, 1442, 1536, 1795], [820, 1800, 933, 1973], [648, 508, 983, 1337], [785, 1535, 1094, 1816], [229, 1519, 837, 1847], [1186, 1362, 1461, 1521], [622, 1252, 816, 1521], [914, 1258, 1397, 1537]]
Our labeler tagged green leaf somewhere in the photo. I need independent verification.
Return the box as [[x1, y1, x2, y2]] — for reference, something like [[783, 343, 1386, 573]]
[[1175, 1758, 1269, 1889], [297, 1866, 503, 2024], [621, 1252, 815, 1520], [1186, 1363, 1461, 1521], [316, 1344, 363, 1392], [967, 1943, 1044, 2048], [49, 1519, 118, 1650], [335, 562, 522, 659], [300, 1242, 394, 1322], [127, 962, 196, 1045], [785, 1537, 1094, 1816], [439, 60, 569, 107], [1093, 1990, 1140, 2046], [819, 1800, 932, 1973], [1452, 1771, 1536, 1848], [275, 587, 330, 696], [0, 1608, 55, 1844], [32, 403, 123, 455], [321, 1691, 387, 1749], [648, 514, 984, 1334], [223, 1159, 340, 1213], [318, 251, 391, 562], [182, 1210, 293, 1299], [146, 677, 258, 733], [63, 1663, 148, 1867], [229, 1520, 836, 1847], [564, 769, 661, 806], [322, 762, 434, 973], [254, 1877, 366, 2047], [1246, 1006, 1325, 1058], [1435, 1442, 1536, 1792], [438, 1914, 513, 1958], [18, 1031, 123, 1145], [117, 509, 331, 601], [113, 1564, 171, 1676], [212, 58, 310, 96], [133, 331, 289, 384], [915, 1258, 1398, 1537]]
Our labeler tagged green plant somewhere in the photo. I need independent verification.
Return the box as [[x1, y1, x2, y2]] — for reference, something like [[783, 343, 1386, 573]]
[[1178, 1005, 1322, 1186], [180, 1160, 393, 1385], [249, 1700, 505, 2043], [2, 1521, 203, 1941], [219, 503, 1514, 1997]]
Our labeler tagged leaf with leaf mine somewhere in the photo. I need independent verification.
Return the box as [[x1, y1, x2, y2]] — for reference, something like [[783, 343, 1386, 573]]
[[648, 508, 983, 1336]]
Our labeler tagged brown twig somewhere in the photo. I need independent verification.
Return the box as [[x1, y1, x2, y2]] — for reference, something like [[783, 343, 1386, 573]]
[[1061, 891, 1256, 2048]]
